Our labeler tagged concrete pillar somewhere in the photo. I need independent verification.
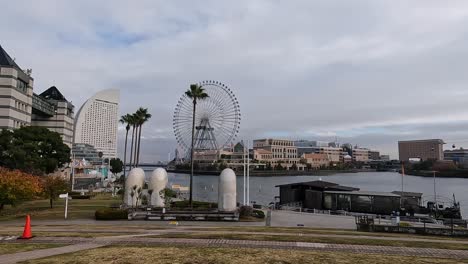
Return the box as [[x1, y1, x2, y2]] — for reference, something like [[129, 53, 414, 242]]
[[218, 168, 237, 211], [149, 168, 168, 207], [124, 168, 145, 207]]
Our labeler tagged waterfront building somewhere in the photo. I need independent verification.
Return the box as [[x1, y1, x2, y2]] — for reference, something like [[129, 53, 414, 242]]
[[343, 154, 352, 163], [294, 140, 338, 156], [369, 151, 380, 161], [73, 89, 120, 159], [317, 146, 343, 163], [253, 138, 302, 170], [0, 45, 33, 129], [301, 153, 329, 169], [444, 148, 468, 168], [380, 155, 390, 161], [276, 180, 421, 215], [352, 148, 370, 162], [253, 149, 273, 162], [31, 86, 74, 147], [398, 139, 444, 161]]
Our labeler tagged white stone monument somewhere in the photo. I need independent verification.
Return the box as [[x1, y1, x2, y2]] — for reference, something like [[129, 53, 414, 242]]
[[124, 168, 145, 207], [149, 168, 168, 207], [218, 168, 237, 211]]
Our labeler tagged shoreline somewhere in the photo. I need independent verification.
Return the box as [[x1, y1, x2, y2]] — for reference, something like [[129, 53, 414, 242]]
[[403, 170, 468, 179], [165, 169, 377, 176]]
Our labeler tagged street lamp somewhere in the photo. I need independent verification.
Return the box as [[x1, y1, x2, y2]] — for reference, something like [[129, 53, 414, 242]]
[[431, 147, 438, 213]]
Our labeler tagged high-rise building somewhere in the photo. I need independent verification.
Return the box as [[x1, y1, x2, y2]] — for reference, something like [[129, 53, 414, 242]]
[[0, 45, 34, 129], [73, 89, 120, 159], [398, 139, 444, 161], [31, 86, 74, 147]]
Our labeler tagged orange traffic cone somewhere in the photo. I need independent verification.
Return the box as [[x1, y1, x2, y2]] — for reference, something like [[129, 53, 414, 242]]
[[19, 215, 33, 239]]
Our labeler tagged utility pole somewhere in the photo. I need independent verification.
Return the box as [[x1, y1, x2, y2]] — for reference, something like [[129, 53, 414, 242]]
[[247, 140, 250, 206], [71, 152, 75, 191], [243, 140, 246, 205]]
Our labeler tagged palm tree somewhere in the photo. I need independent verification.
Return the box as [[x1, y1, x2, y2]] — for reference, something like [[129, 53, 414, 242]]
[[134, 107, 152, 167], [185, 84, 209, 208], [128, 114, 137, 168], [119, 114, 132, 178]]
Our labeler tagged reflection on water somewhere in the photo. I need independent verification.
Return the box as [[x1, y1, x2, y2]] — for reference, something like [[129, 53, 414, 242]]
[[143, 170, 468, 217]]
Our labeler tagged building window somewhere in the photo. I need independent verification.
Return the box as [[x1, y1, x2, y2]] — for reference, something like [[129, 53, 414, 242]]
[[17, 79, 28, 93]]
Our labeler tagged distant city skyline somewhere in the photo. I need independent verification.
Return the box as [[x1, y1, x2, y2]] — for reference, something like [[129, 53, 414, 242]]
[[3, 1, 468, 161]]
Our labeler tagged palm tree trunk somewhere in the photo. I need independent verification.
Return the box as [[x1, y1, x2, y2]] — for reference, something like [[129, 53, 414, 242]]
[[129, 126, 136, 168], [133, 125, 139, 167], [136, 124, 143, 166], [123, 129, 129, 177], [189, 100, 197, 209]]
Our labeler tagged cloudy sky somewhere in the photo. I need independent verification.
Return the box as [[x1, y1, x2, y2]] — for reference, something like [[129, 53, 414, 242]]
[[2, 1, 468, 161]]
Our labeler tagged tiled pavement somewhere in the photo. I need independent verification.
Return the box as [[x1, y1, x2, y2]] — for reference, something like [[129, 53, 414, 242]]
[[3, 235, 468, 263]]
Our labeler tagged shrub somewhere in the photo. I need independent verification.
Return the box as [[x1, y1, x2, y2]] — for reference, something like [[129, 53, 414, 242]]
[[239, 205, 253, 217], [252, 209, 265, 219], [399, 222, 411, 227], [252, 204, 262, 209], [95, 208, 128, 220], [171, 200, 217, 209], [70, 195, 91, 200]]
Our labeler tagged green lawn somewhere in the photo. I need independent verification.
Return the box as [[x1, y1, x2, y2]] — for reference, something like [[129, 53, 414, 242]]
[[0, 243, 66, 255], [0, 193, 121, 221], [155, 233, 468, 251], [19, 245, 467, 264]]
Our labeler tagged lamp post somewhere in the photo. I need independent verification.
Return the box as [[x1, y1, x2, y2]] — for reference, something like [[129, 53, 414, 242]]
[[431, 147, 438, 214], [71, 150, 75, 191]]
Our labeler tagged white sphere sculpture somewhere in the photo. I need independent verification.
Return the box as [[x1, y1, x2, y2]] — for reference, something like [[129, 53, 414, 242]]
[[149, 168, 168, 207], [218, 168, 237, 211], [124, 168, 145, 207]]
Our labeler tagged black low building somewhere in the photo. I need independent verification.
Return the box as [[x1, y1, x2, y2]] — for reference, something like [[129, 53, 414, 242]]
[[276, 180, 422, 215]]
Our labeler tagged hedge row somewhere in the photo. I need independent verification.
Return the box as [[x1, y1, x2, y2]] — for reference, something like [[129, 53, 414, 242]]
[[252, 209, 265, 219], [95, 208, 128, 220], [70, 195, 90, 199]]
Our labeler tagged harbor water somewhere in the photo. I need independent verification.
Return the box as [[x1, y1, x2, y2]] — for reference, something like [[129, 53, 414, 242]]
[[142, 169, 468, 217]]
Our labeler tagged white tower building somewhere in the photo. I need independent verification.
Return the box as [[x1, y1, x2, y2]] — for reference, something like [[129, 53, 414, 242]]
[[73, 89, 120, 159]]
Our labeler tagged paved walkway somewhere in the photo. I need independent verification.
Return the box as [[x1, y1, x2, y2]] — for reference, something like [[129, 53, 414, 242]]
[[3, 233, 468, 263], [0, 243, 105, 264]]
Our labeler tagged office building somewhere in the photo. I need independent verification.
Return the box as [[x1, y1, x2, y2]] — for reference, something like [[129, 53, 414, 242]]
[[254, 138, 303, 170], [31, 86, 74, 146], [352, 148, 370, 162], [369, 150, 380, 161], [0, 45, 34, 129], [74, 89, 120, 159], [301, 153, 329, 169], [380, 155, 390, 161], [71, 143, 102, 165], [317, 146, 344, 163], [398, 139, 444, 161]]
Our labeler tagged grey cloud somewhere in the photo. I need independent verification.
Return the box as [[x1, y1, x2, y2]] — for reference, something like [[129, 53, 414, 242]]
[[2, 1, 468, 161]]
